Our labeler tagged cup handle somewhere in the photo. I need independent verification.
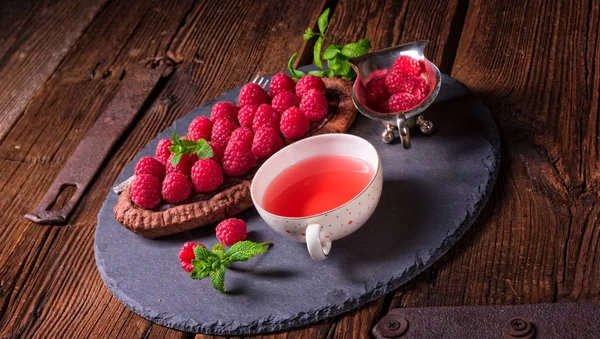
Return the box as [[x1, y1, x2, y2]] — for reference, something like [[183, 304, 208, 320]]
[[396, 112, 411, 149], [306, 223, 331, 260]]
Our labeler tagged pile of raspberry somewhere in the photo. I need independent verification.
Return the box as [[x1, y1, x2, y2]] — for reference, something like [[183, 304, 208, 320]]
[[365, 55, 430, 113], [129, 73, 330, 209]]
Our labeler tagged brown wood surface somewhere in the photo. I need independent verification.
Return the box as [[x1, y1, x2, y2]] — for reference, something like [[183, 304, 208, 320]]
[[0, 0, 598, 338]]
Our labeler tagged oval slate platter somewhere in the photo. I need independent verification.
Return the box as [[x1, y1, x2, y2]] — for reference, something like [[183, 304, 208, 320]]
[[95, 72, 500, 336]]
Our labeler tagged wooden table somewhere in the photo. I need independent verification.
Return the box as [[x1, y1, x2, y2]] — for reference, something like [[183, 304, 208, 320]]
[[1, 0, 598, 337]]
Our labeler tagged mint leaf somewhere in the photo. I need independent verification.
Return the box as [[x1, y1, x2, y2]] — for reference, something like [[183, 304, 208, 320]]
[[313, 36, 323, 69], [342, 68, 356, 80], [193, 245, 212, 260], [212, 242, 225, 257], [303, 28, 315, 41], [287, 52, 302, 81], [341, 41, 369, 58], [357, 38, 371, 50], [195, 139, 213, 159], [317, 8, 330, 34], [170, 153, 182, 167], [225, 241, 271, 262], [308, 70, 327, 77], [322, 44, 341, 60], [190, 259, 211, 280], [210, 265, 226, 293], [327, 69, 335, 77]]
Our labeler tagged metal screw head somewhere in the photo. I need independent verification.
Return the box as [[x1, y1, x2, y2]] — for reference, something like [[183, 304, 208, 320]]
[[504, 318, 534, 338], [377, 314, 408, 338]]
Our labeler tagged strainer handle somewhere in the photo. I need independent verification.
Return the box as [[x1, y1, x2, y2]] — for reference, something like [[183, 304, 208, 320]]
[[396, 112, 411, 149]]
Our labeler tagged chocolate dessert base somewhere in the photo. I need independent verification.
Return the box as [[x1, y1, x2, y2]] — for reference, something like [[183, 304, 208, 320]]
[[114, 77, 357, 238]]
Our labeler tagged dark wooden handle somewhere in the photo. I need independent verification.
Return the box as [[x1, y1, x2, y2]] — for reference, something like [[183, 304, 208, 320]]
[[25, 62, 171, 225]]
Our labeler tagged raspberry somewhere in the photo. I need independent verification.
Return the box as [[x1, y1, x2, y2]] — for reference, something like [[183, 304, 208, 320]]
[[130, 174, 162, 209], [211, 118, 239, 145], [366, 75, 390, 108], [252, 104, 280, 131], [385, 70, 415, 95], [166, 153, 198, 177], [387, 92, 419, 112], [134, 156, 166, 181], [280, 107, 309, 140], [238, 83, 271, 107], [179, 242, 205, 273], [252, 126, 283, 159], [187, 116, 213, 141], [222, 141, 257, 176], [296, 74, 325, 99], [209, 141, 225, 163], [237, 105, 257, 129], [299, 89, 328, 121], [155, 139, 172, 165], [271, 91, 300, 113], [215, 218, 247, 246], [295, 75, 326, 99], [269, 73, 296, 96], [191, 158, 224, 193], [210, 102, 239, 123], [392, 55, 421, 77], [230, 127, 254, 149], [411, 76, 430, 101], [161, 173, 191, 203]]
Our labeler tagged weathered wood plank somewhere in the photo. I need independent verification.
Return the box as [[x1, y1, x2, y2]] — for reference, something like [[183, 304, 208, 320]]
[[391, 0, 600, 311], [0, 0, 110, 141]]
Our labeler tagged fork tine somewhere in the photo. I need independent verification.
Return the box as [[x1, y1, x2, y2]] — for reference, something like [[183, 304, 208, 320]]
[[252, 74, 260, 83]]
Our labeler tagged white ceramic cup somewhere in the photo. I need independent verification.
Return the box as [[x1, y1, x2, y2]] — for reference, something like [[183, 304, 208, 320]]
[[250, 134, 383, 260]]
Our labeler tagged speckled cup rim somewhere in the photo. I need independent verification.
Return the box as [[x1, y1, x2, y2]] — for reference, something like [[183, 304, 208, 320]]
[[250, 134, 381, 220]]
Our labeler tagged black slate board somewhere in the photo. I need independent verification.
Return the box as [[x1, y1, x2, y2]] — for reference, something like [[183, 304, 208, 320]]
[[95, 73, 500, 335]]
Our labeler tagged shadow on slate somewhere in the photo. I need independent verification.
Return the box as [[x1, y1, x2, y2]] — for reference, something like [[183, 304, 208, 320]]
[[94, 70, 501, 336]]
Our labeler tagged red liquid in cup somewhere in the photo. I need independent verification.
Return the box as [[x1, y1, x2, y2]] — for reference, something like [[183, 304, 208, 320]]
[[262, 154, 374, 218]]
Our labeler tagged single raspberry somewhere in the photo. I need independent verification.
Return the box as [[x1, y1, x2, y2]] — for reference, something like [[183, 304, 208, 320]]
[[366, 75, 390, 108], [134, 156, 166, 181], [166, 153, 198, 177], [387, 92, 419, 112], [230, 127, 254, 149], [211, 118, 239, 145], [130, 174, 162, 209], [237, 105, 258, 129], [179, 242, 205, 273], [191, 158, 224, 193], [295, 75, 326, 99], [155, 139, 172, 165], [411, 76, 430, 102], [222, 141, 257, 176], [252, 126, 283, 159], [210, 102, 239, 123], [385, 70, 416, 95], [392, 55, 422, 77], [238, 83, 271, 107], [209, 141, 225, 163], [187, 116, 213, 141], [252, 104, 280, 131], [161, 173, 191, 203], [269, 73, 296, 96], [299, 89, 328, 121], [280, 107, 309, 140], [271, 91, 300, 113], [215, 218, 247, 246]]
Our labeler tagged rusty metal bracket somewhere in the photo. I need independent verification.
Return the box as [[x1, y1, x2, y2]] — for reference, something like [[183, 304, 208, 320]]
[[24, 61, 173, 225], [373, 303, 599, 338]]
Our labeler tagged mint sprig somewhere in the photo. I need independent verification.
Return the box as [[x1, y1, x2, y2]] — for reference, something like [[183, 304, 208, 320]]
[[189, 241, 272, 293], [287, 8, 372, 80], [168, 133, 213, 167]]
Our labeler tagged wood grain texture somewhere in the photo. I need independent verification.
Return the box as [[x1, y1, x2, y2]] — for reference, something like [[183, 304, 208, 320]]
[[0, 0, 110, 141], [390, 0, 600, 311]]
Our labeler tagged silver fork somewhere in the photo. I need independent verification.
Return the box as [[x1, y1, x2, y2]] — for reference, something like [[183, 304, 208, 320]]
[[112, 74, 270, 194], [252, 74, 269, 89]]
